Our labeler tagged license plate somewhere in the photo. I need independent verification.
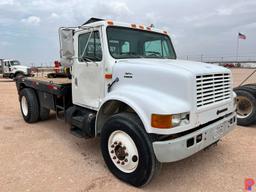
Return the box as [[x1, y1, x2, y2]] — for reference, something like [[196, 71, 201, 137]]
[[213, 122, 227, 139]]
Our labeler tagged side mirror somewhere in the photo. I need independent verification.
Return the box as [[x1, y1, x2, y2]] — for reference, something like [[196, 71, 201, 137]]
[[59, 28, 74, 67]]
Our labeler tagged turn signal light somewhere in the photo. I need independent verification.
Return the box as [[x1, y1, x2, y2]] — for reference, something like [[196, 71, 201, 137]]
[[151, 114, 172, 128], [105, 74, 112, 79]]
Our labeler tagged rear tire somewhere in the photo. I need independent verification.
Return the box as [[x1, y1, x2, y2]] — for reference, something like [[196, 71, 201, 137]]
[[235, 89, 256, 126], [100, 113, 160, 187], [20, 88, 39, 123]]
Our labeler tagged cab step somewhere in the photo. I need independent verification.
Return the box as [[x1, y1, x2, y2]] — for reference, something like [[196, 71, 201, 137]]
[[70, 127, 84, 138], [70, 111, 96, 138]]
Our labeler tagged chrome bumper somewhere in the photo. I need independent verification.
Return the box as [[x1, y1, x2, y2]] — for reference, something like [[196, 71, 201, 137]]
[[152, 113, 236, 163]]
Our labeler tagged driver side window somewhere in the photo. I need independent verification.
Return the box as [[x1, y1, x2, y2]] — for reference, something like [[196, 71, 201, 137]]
[[78, 31, 102, 62]]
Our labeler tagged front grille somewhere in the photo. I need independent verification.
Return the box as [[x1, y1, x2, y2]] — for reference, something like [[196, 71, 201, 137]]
[[196, 73, 231, 108]]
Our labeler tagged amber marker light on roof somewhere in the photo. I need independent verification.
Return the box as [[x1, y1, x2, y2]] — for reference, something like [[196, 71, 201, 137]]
[[107, 20, 114, 25], [139, 25, 144, 30], [131, 24, 137, 28]]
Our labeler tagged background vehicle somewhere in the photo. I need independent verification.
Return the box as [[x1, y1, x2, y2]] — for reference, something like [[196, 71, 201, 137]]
[[16, 18, 236, 187], [0, 59, 33, 80]]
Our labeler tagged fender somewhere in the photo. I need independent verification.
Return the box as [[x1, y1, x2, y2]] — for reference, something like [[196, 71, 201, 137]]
[[97, 85, 191, 135]]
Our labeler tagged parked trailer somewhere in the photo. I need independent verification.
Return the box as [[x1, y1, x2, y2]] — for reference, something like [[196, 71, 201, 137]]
[[16, 18, 237, 187]]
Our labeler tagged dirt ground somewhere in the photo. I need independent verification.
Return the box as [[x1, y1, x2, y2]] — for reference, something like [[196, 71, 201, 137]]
[[0, 68, 256, 192]]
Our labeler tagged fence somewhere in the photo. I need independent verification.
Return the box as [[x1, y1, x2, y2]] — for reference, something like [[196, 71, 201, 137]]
[[179, 55, 256, 63]]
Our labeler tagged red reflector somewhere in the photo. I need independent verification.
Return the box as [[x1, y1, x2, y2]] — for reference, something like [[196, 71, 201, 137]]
[[47, 85, 58, 90], [105, 74, 112, 79]]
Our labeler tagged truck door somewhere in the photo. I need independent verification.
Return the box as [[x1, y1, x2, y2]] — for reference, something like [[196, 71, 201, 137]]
[[3, 61, 10, 74], [72, 29, 103, 109]]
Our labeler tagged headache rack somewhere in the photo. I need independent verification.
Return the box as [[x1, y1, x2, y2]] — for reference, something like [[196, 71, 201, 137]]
[[196, 73, 232, 108]]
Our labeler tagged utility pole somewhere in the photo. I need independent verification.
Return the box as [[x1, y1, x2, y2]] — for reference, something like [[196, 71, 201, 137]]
[[236, 35, 239, 62], [200, 54, 203, 62]]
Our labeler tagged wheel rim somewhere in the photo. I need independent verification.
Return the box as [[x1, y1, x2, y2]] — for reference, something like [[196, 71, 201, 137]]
[[21, 96, 28, 116], [108, 130, 139, 173], [236, 96, 253, 119]]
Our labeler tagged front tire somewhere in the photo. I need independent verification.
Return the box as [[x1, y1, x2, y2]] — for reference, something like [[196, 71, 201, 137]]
[[20, 88, 39, 123], [100, 113, 160, 187]]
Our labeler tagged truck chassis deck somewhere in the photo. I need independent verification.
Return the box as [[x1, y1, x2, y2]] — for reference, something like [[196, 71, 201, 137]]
[[16, 77, 72, 120]]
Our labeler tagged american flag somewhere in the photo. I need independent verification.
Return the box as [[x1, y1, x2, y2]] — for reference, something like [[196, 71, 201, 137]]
[[238, 32, 246, 40]]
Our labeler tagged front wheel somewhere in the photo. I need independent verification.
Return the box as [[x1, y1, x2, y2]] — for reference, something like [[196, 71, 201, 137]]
[[100, 113, 160, 187]]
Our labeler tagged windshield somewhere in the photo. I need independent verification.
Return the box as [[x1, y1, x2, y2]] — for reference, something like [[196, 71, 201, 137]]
[[10, 60, 20, 65], [106, 26, 176, 59]]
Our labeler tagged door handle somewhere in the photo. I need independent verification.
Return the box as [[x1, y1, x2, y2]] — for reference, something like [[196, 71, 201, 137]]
[[75, 77, 78, 86]]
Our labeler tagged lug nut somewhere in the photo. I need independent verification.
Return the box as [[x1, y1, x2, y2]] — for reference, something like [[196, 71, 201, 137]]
[[132, 155, 138, 162], [114, 141, 117, 145], [113, 156, 116, 159], [124, 159, 128, 162], [123, 146, 126, 150], [118, 142, 122, 145], [111, 150, 114, 154], [121, 162, 125, 165], [111, 145, 114, 148], [117, 160, 120, 164], [125, 153, 128, 156]]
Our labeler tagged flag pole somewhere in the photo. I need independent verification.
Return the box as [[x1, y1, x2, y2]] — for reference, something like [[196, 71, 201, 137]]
[[236, 33, 239, 62]]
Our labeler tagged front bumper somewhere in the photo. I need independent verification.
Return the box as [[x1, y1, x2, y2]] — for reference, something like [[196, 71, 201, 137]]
[[152, 112, 236, 163]]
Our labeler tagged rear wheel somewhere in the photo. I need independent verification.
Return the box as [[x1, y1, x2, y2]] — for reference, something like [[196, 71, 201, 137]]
[[20, 88, 39, 123], [235, 89, 256, 126], [100, 113, 160, 187]]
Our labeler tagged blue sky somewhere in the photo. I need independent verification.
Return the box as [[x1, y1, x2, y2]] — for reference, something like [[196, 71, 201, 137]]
[[0, 0, 256, 66]]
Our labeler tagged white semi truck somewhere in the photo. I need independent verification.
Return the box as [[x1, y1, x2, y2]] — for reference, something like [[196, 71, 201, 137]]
[[16, 18, 237, 187], [0, 59, 33, 79]]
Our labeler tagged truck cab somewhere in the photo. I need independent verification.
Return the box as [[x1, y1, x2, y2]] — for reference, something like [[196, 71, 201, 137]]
[[16, 18, 236, 187], [1, 59, 32, 79]]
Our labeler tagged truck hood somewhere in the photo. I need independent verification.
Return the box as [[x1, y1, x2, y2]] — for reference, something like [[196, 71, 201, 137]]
[[112, 58, 231, 113], [12, 65, 29, 70], [117, 59, 230, 75]]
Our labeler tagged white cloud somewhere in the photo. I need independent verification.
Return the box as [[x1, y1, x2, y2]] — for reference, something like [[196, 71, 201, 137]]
[[92, 1, 133, 21], [50, 12, 59, 19], [0, 0, 14, 6], [0, 41, 11, 47], [216, 8, 233, 16], [21, 16, 41, 25]]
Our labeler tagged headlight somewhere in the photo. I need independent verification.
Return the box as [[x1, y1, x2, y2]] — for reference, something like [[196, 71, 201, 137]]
[[151, 112, 190, 129], [172, 112, 190, 127]]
